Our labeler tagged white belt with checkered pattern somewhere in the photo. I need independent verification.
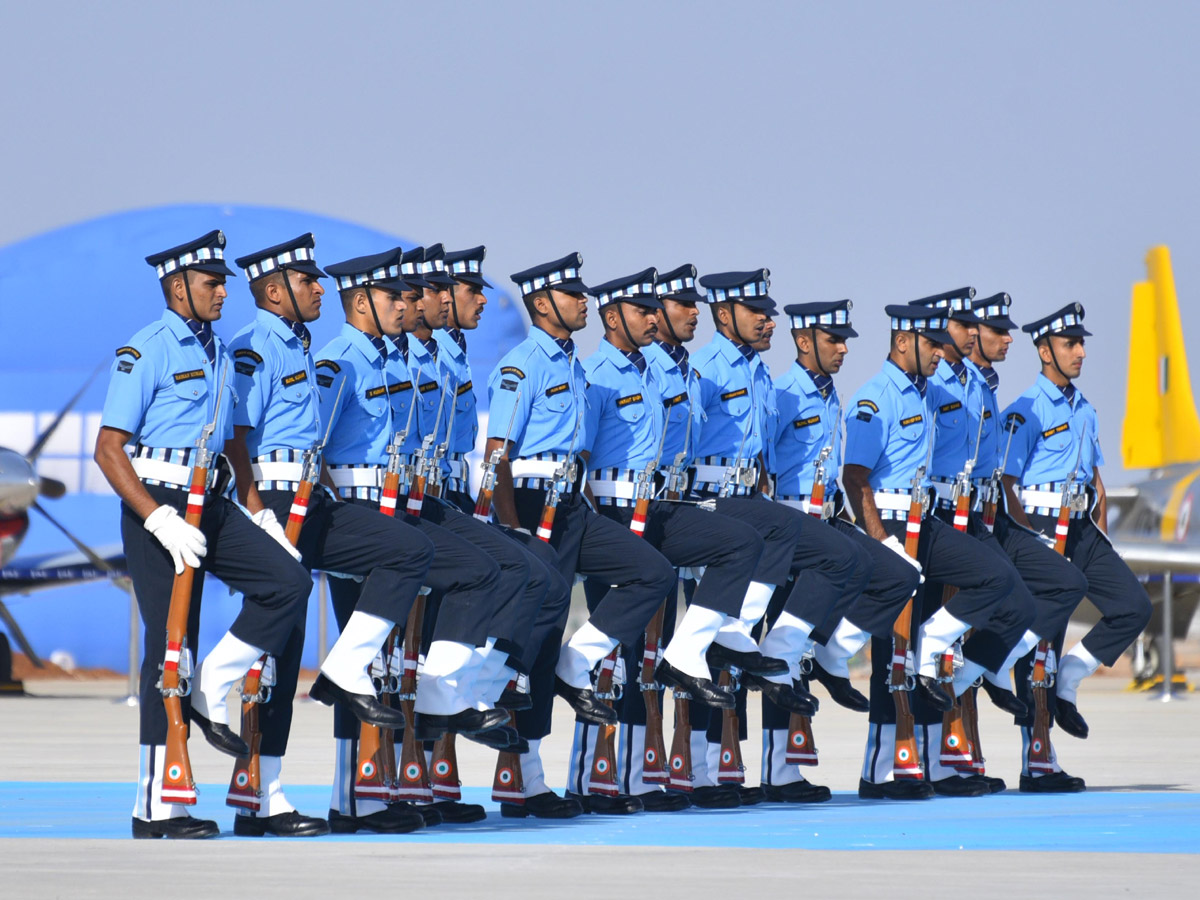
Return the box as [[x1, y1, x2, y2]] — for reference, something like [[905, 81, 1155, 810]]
[[1021, 484, 1089, 518], [328, 466, 384, 488], [589, 468, 641, 507], [131, 455, 212, 489], [252, 461, 304, 483]]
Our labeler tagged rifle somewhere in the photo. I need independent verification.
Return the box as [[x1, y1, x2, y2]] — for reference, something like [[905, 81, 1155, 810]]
[[787, 397, 843, 766], [936, 400, 987, 773], [535, 401, 585, 542], [352, 392, 418, 805], [1028, 425, 1087, 776], [717, 391, 756, 500], [474, 390, 521, 522], [889, 409, 938, 782], [662, 383, 695, 789], [405, 374, 455, 518], [228, 376, 345, 812], [161, 362, 229, 806], [715, 668, 745, 784]]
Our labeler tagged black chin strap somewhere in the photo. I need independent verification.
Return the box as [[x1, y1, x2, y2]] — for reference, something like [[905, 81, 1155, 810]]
[[810, 327, 832, 378], [615, 303, 640, 352], [913, 331, 924, 377], [280, 268, 306, 323], [728, 303, 752, 347], [181, 271, 200, 321], [660, 303, 683, 345], [363, 284, 385, 337], [1046, 337, 1072, 385], [544, 289, 572, 335], [449, 282, 463, 330]]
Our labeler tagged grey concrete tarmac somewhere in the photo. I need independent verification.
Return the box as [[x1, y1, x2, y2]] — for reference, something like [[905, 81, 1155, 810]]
[[1, 672, 1197, 898]]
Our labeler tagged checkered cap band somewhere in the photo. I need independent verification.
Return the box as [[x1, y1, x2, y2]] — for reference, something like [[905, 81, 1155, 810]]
[[890, 313, 949, 332], [924, 295, 973, 313], [595, 281, 657, 309], [1030, 311, 1083, 341], [521, 267, 580, 296], [244, 247, 316, 281], [655, 275, 697, 296], [450, 259, 482, 275], [419, 258, 448, 276], [155, 246, 226, 279], [789, 307, 851, 330], [706, 279, 770, 303], [335, 265, 395, 291], [399, 260, 422, 277], [980, 300, 1011, 320]]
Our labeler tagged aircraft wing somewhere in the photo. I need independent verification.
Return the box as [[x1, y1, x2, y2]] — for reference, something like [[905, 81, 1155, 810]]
[[0, 544, 126, 595]]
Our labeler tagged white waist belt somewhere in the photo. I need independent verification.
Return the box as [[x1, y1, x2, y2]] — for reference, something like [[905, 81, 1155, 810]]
[[252, 461, 304, 483], [872, 491, 913, 512], [589, 478, 638, 500], [693, 463, 758, 485], [509, 459, 565, 480], [329, 467, 383, 488], [131, 457, 192, 487], [778, 497, 806, 512], [1021, 489, 1073, 509], [930, 480, 955, 497]]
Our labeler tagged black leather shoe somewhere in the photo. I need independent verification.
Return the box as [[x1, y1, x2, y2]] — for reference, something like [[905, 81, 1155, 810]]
[[915, 675, 954, 712], [1054, 698, 1089, 739], [1019, 770, 1086, 793], [656, 660, 735, 709], [980, 679, 1028, 717], [429, 800, 487, 824], [705, 643, 789, 676], [328, 805, 425, 834], [689, 785, 741, 809], [858, 778, 935, 800], [394, 801, 442, 827], [635, 790, 692, 812], [188, 708, 250, 758], [131, 815, 219, 839], [498, 687, 533, 711], [742, 672, 817, 716], [553, 677, 618, 725], [500, 791, 584, 819], [415, 707, 511, 740], [931, 776, 990, 797], [569, 791, 643, 815], [811, 662, 870, 712], [734, 785, 765, 806], [762, 780, 832, 803], [464, 724, 519, 750], [309, 674, 407, 729], [966, 774, 1007, 793], [233, 810, 330, 837]]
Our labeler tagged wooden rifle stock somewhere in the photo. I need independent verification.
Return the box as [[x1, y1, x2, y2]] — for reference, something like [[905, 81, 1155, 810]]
[[715, 669, 745, 784], [587, 651, 621, 796], [160, 461, 210, 806], [667, 692, 694, 790], [225, 657, 266, 810], [640, 602, 669, 785], [785, 708, 819, 766], [937, 490, 977, 772], [352, 627, 400, 802], [395, 598, 432, 800]]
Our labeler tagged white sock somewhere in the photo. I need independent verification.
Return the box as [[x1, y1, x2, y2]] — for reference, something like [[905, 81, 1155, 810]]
[[662, 604, 726, 679], [713, 582, 776, 653], [916, 608, 970, 678], [758, 611, 816, 684], [1056, 644, 1101, 704], [555, 621, 618, 688], [321, 610, 396, 696], [814, 618, 871, 678], [414, 640, 478, 715]]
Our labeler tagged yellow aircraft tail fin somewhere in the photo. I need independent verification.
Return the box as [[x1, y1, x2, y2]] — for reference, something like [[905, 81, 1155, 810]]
[[1122, 246, 1200, 469]]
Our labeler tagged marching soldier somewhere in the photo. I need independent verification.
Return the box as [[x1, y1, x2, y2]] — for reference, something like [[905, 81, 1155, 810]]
[[842, 302, 1033, 800], [218, 235, 437, 837], [314, 247, 528, 831], [1001, 303, 1151, 789], [764, 300, 921, 800], [94, 231, 314, 839], [569, 268, 767, 813], [484, 253, 678, 819]]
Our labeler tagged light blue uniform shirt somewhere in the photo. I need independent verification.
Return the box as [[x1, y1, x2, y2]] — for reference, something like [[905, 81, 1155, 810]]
[[752, 353, 780, 474], [690, 332, 765, 462], [643, 341, 704, 469], [844, 359, 946, 491], [582, 340, 665, 472], [434, 329, 479, 474], [927, 359, 993, 482], [408, 337, 456, 450], [313, 324, 415, 466], [773, 362, 840, 497], [229, 309, 320, 457], [964, 358, 1002, 477], [1002, 373, 1104, 487], [485, 326, 589, 459], [100, 309, 237, 452]]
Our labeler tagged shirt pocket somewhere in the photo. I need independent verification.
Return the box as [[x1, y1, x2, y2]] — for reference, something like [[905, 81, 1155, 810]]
[[171, 375, 209, 404], [1043, 424, 1073, 453], [719, 389, 751, 419], [615, 395, 646, 424]]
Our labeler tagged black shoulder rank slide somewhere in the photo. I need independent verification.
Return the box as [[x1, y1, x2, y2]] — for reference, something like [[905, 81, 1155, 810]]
[[117, 360, 134, 373], [115, 346, 141, 359], [546, 383, 569, 397], [857, 399, 879, 413], [900, 414, 924, 426], [315, 359, 340, 372], [236, 362, 257, 376], [501, 366, 525, 379], [616, 393, 643, 407], [316, 374, 334, 387], [282, 370, 308, 387], [721, 387, 748, 401], [234, 348, 264, 364], [501, 379, 518, 392]]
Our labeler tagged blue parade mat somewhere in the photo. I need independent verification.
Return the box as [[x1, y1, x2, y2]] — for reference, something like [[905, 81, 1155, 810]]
[[1, 782, 1197, 852]]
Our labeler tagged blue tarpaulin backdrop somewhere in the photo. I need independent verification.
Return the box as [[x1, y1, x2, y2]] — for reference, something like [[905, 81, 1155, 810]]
[[0, 204, 527, 671]]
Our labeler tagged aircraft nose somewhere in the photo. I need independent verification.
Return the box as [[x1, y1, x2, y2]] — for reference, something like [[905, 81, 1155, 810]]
[[0, 448, 39, 516]]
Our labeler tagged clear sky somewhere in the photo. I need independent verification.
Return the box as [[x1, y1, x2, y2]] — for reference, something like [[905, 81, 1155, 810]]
[[3, 0, 1199, 483]]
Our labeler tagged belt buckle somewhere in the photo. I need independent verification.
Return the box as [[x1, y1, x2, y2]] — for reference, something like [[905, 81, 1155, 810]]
[[1069, 492, 1088, 513], [821, 499, 834, 520], [738, 466, 755, 487]]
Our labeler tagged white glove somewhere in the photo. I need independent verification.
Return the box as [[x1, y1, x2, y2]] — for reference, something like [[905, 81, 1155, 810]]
[[251, 508, 302, 562], [144, 505, 206, 575], [882, 534, 922, 573]]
